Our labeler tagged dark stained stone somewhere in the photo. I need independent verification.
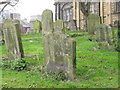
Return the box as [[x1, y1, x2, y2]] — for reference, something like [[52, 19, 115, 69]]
[[69, 20, 77, 31]]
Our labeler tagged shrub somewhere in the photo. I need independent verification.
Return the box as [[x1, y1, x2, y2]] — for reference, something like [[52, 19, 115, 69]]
[[12, 58, 27, 71]]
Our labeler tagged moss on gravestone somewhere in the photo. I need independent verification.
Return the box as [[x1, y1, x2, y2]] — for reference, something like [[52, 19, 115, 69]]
[[42, 9, 76, 81], [87, 14, 100, 35], [95, 24, 115, 50], [3, 19, 24, 60], [33, 20, 41, 33], [54, 20, 64, 33], [42, 9, 53, 35]]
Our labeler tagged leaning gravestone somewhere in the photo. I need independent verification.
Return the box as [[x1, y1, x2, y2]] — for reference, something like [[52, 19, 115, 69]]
[[69, 20, 77, 31], [94, 24, 114, 49], [3, 19, 24, 60], [87, 14, 100, 34], [33, 20, 42, 33], [42, 9, 76, 80]]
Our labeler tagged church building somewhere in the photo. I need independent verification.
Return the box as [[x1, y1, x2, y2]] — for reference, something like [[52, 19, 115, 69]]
[[54, 0, 120, 30]]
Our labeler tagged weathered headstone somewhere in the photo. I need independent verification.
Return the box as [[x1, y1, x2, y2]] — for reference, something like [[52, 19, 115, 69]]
[[69, 20, 77, 31], [105, 24, 114, 45], [42, 9, 76, 80], [117, 20, 120, 51], [3, 19, 24, 60], [54, 20, 64, 33], [33, 20, 42, 33], [42, 9, 53, 35], [94, 24, 114, 49], [87, 14, 100, 34]]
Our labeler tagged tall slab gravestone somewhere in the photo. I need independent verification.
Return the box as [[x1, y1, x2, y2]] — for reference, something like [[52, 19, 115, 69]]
[[87, 14, 100, 34], [42, 9, 76, 80], [3, 19, 24, 60]]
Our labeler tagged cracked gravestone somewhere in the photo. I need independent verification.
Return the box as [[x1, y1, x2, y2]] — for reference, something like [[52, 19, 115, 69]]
[[3, 19, 24, 60], [42, 9, 76, 80]]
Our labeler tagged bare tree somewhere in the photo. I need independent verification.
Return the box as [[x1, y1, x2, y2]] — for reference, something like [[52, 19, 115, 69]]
[[80, 2, 91, 17], [0, 0, 19, 43], [0, 0, 19, 14]]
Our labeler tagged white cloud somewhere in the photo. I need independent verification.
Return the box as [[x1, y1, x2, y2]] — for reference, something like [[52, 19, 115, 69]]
[[12, 0, 55, 21]]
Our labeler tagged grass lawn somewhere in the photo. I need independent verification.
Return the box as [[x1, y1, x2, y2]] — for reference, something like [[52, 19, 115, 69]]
[[0, 31, 118, 88]]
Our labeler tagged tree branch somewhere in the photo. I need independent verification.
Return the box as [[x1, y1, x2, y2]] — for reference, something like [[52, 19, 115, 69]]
[[80, 2, 91, 17], [0, 2, 10, 14], [0, 0, 19, 14]]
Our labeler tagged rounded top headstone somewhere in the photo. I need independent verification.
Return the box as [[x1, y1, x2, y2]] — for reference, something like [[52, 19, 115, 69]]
[[87, 14, 100, 34], [54, 20, 64, 33], [42, 9, 53, 35]]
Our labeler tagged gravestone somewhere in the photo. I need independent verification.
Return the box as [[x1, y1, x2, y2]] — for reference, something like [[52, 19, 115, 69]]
[[117, 20, 120, 51], [94, 24, 114, 49], [3, 19, 24, 60], [54, 20, 64, 33], [42, 9, 76, 80], [87, 14, 100, 34], [69, 20, 77, 31], [42, 9, 53, 35], [33, 20, 42, 33], [105, 24, 113, 45]]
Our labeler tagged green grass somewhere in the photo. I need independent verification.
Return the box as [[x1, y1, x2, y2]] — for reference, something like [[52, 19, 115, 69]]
[[1, 31, 118, 88]]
